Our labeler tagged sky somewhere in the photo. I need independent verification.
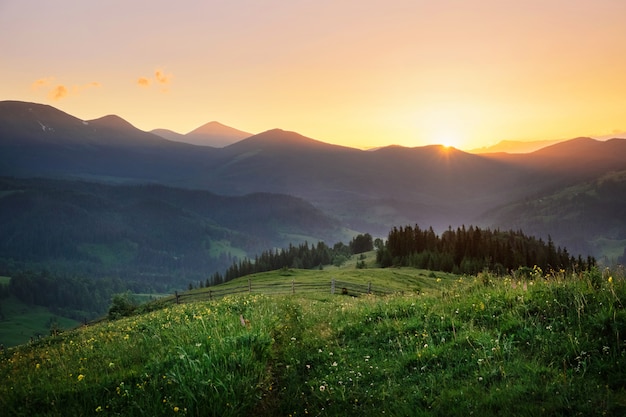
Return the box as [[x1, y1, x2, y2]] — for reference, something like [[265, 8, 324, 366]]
[[1, 0, 626, 150]]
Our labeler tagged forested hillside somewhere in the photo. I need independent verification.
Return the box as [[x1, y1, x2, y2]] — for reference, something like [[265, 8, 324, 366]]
[[0, 177, 348, 289], [377, 224, 595, 274]]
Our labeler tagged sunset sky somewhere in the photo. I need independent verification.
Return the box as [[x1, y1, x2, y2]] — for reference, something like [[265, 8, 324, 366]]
[[1, 0, 625, 150]]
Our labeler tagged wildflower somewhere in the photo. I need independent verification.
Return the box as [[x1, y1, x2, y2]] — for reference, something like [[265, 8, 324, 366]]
[[77, 374, 85, 382], [95, 406, 103, 412], [320, 385, 326, 392], [332, 361, 338, 367], [36, 363, 40, 369], [174, 406, 180, 412], [608, 276, 613, 284]]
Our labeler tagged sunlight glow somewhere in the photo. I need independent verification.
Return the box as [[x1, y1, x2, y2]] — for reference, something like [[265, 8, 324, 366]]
[[434, 129, 462, 149]]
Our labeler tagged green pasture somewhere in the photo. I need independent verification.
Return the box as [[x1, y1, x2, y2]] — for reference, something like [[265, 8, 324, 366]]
[[2, 265, 625, 416], [0, 297, 79, 347]]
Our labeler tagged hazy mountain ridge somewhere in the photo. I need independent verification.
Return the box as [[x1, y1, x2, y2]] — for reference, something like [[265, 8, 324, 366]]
[[151, 121, 252, 147], [0, 101, 218, 182], [469, 139, 564, 154], [2, 100, 626, 262]]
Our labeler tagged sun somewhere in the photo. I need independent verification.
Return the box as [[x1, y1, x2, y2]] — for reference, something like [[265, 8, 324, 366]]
[[436, 131, 461, 149]]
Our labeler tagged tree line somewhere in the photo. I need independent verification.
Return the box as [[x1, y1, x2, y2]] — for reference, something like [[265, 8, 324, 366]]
[[3, 271, 135, 321], [376, 224, 596, 275], [207, 234, 374, 285]]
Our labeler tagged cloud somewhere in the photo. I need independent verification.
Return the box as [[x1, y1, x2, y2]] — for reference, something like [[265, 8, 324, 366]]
[[31, 77, 54, 90], [48, 85, 69, 100], [32, 77, 101, 101], [155, 70, 171, 84], [137, 77, 151, 87], [137, 69, 173, 92]]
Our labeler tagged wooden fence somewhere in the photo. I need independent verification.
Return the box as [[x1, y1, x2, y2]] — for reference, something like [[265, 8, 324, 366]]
[[172, 278, 393, 305]]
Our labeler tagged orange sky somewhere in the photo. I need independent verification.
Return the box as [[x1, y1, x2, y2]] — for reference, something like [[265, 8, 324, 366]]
[[1, 0, 625, 150]]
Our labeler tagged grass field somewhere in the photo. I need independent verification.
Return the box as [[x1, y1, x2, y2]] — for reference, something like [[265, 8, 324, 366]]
[[1, 265, 626, 416], [0, 296, 80, 347]]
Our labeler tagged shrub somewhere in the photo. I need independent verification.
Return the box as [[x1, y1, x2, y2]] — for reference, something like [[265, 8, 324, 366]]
[[108, 292, 137, 320]]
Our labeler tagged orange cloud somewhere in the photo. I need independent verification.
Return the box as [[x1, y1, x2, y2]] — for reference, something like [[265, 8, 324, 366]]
[[137, 77, 151, 87], [48, 85, 68, 100], [32, 77, 101, 100], [31, 77, 54, 90], [155, 69, 171, 84], [137, 69, 173, 92]]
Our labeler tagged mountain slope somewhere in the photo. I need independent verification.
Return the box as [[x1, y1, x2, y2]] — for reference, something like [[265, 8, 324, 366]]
[[0, 177, 348, 287], [482, 170, 626, 262], [2, 101, 626, 259], [199, 135, 534, 232], [0, 101, 217, 183]]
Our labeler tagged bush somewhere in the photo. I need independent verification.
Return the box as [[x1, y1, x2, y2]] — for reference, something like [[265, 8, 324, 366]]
[[108, 292, 137, 320]]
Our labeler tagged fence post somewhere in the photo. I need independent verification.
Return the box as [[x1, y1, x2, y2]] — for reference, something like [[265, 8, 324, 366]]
[[248, 278, 252, 293], [175, 291, 180, 304], [209, 289, 212, 300], [292, 279, 295, 295], [331, 279, 335, 295], [368, 282, 372, 295]]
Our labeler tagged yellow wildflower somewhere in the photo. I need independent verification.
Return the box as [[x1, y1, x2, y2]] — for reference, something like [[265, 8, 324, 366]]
[[77, 374, 85, 382]]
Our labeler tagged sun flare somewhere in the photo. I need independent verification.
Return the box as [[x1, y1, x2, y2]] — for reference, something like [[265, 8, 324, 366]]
[[435, 131, 461, 149]]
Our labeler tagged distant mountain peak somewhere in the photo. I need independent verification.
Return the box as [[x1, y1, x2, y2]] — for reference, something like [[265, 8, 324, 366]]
[[151, 120, 251, 147], [469, 138, 564, 154], [88, 114, 139, 131], [187, 121, 251, 138], [227, 128, 350, 152]]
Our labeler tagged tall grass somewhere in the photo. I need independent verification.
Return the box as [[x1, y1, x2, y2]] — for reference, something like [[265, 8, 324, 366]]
[[1, 267, 625, 416]]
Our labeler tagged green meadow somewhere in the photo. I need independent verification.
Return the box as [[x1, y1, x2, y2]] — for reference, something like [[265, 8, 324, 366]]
[[0, 296, 80, 348], [1, 265, 626, 416]]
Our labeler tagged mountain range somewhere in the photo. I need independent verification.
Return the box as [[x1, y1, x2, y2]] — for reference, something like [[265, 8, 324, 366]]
[[1, 100, 626, 269], [469, 139, 563, 154]]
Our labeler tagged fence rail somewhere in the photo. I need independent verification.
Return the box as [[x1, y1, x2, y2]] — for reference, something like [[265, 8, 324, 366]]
[[171, 278, 393, 305]]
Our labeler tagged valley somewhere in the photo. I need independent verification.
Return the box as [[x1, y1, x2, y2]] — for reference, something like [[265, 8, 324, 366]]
[[1, 100, 626, 346]]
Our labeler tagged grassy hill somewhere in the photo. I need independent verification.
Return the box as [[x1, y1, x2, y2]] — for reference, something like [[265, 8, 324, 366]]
[[2, 263, 625, 416]]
